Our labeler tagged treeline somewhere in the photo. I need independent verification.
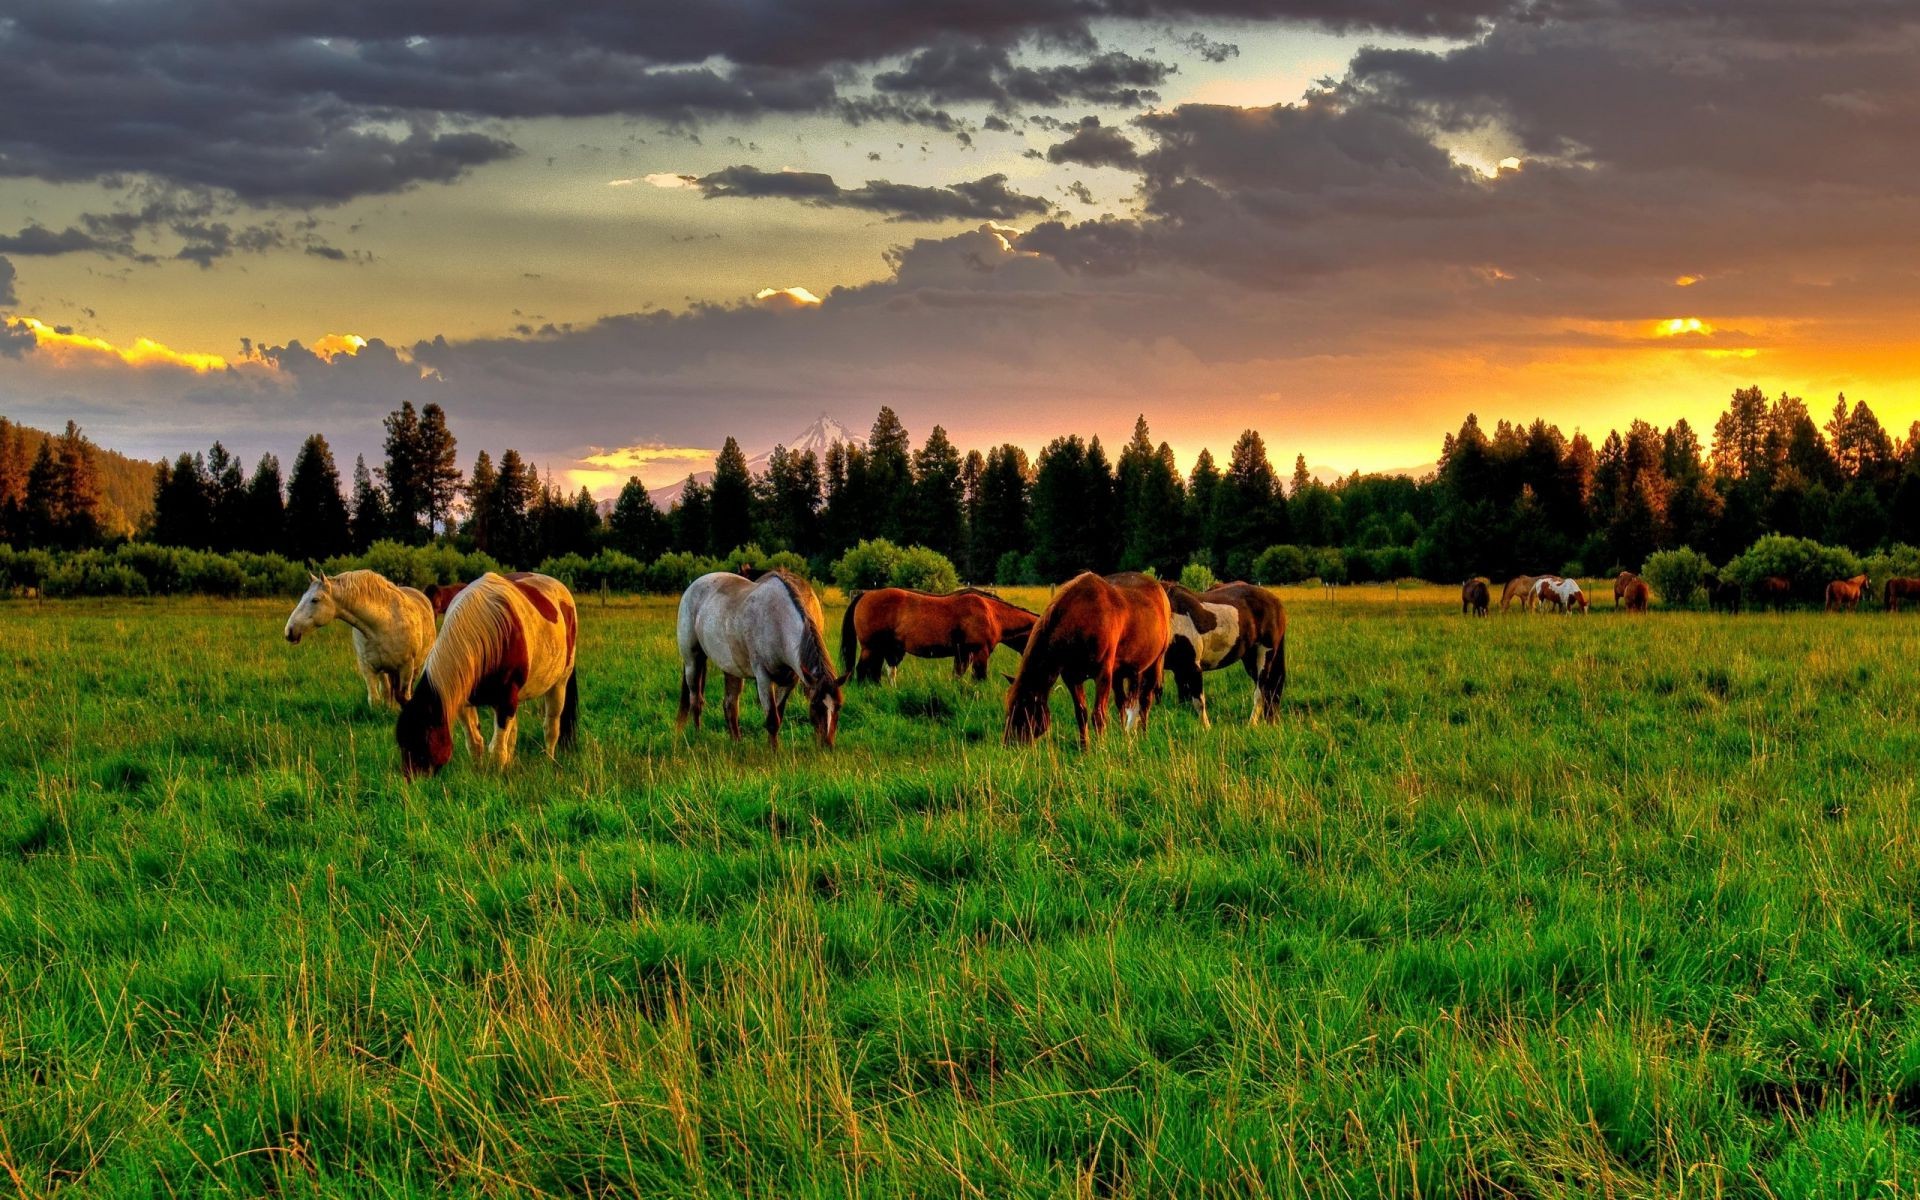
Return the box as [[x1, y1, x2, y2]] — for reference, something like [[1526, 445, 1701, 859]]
[[5, 385, 1919, 589], [0, 417, 156, 544]]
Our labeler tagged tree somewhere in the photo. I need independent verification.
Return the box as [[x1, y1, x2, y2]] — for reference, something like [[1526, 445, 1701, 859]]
[[417, 403, 462, 534], [284, 434, 351, 560], [244, 453, 285, 552], [759, 446, 822, 556], [349, 455, 388, 552], [152, 451, 211, 548], [462, 450, 499, 552], [1215, 429, 1285, 575], [1115, 416, 1185, 573], [204, 441, 247, 551], [708, 436, 755, 555], [22, 441, 60, 547], [671, 475, 712, 556], [1187, 449, 1222, 567], [1028, 434, 1116, 578], [866, 407, 912, 541], [908, 425, 965, 559], [486, 450, 539, 566], [609, 477, 670, 560], [971, 444, 1030, 581], [380, 401, 427, 542], [0, 418, 27, 544]]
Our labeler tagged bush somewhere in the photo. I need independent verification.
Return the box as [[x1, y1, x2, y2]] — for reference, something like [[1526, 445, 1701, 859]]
[[1313, 547, 1348, 586], [43, 553, 151, 598], [995, 551, 1040, 586], [1722, 535, 1863, 599], [1252, 544, 1313, 585], [1178, 562, 1217, 592], [644, 551, 721, 594], [832, 539, 905, 593], [535, 553, 592, 589], [1863, 544, 1920, 594], [889, 546, 959, 593], [1643, 547, 1711, 609]]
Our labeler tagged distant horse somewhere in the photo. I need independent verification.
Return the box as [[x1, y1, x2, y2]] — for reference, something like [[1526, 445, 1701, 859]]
[[1886, 578, 1920, 612], [1536, 576, 1587, 613], [396, 572, 579, 777], [1826, 574, 1870, 612], [1757, 575, 1794, 612], [840, 587, 1038, 683], [1500, 575, 1538, 613], [1621, 576, 1651, 614], [1160, 580, 1287, 726], [1005, 572, 1171, 748], [427, 583, 467, 615], [1613, 571, 1641, 609], [677, 570, 845, 748], [285, 569, 435, 708], [1707, 574, 1742, 614], [1462, 578, 1490, 616]]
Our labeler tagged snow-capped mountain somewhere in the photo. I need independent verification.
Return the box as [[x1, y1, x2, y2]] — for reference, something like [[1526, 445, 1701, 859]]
[[642, 413, 867, 510]]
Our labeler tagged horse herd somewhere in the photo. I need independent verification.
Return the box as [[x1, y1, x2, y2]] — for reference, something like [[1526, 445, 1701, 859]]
[[1466, 568, 1920, 616], [283, 567, 1289, 777]]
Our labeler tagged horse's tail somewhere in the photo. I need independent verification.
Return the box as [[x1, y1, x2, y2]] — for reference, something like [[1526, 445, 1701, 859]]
[[558, 669, 580, 750], [1257, 620, 1288, 722], [840, 591, 864, 679]]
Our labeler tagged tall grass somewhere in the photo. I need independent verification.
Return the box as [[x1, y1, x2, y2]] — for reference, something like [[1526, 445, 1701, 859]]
[[2, 587, 1919, 1196]]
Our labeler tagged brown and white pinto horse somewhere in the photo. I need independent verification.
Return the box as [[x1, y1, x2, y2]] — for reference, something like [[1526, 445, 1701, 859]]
[[396, 572, 579, 778], [840, 587, 1038, 683], [1886, 578, 1920, 612], [1500, 575, 1538, 613], [1160, 580, 1288, 726], [1621, 575, 1651, 614], [1826, 574, 1870, 612], [1462, 578, 1490, 616], [1005, 572, 1171, 748]]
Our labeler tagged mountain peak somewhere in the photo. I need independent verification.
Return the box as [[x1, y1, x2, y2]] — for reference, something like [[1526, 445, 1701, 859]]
[[642, 413, 868, 510]]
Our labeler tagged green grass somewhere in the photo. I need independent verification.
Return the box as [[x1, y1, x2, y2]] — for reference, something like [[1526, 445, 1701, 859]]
[[4, 585, 1920, 1196]]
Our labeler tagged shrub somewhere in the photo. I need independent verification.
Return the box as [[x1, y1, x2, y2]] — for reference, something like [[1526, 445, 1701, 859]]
[[832, 539, 905, 593], [645, 552, 720, 594], [1178, 562, 1217, 592], [1863, 544, 1920, 594], [995, 551, 1039, 586], [1313, 547, 1348, 586], [535, 553, 592, 589], [889, 546, 959, 593], [1643, 547, 1711, 609], [1722, 535, 1862, 599], [43, 554, 150, 598], [178, 551, 248, 597], [1252, 545, 1312, 585]]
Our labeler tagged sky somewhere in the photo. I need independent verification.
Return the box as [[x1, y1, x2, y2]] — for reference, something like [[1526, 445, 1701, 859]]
[[2, 1, 1918, 494]]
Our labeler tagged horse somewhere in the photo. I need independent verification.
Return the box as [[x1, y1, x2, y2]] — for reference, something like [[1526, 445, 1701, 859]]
[[1531, 575, 1565, 612], [1537, 575, 1587, 613], [1500, 575, 1538, 613], [1826, 574, 1870, 612], [285, 569, 435, 708], [1005, 572, 1171, 748], [1621, 576, 1651, 614], [1160, 580, 1287, 726], [677, 570, 846, 748], [1757, 575, 1794, 612], [395, 572, 578, 777], [1707, 574, 1742, 614], [1613, 571, 1641, 609], [1462, 578, 1490, 616], [840, 586, 1038, 683], [1886, 578, 1920, 612], [427, 583, 467, 615]]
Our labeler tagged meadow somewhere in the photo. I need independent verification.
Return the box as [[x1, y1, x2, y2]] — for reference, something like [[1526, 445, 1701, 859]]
[[4, 584, 1920, 1197]]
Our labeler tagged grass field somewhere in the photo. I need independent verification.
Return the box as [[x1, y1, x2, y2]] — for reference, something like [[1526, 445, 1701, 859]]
[[5, 584, 1920, 1196]]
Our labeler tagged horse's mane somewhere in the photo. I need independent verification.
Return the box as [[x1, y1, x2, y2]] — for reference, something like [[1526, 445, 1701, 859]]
[[764, 570, 837, 684], [423, 574, 519, 709], [326, 569, 401, 609]]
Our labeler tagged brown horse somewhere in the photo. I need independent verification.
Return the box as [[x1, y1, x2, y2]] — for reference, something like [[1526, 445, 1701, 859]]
[[1461, 578, 1490, 616], [840, 586, 1039, 683], [1825, 574, 1870, 612], [1160, 580, 1288, 725], [1707, 574, 1742, 614], [1005, 572, 1171, 748], [1613, 571, 1641, 609], [1621, 576, 1651, 614], [1886, 578, 1920, 612], [1757, 575, 1794, 611], [1500, 575, 1537, 613], [427, 582, 466, 615]]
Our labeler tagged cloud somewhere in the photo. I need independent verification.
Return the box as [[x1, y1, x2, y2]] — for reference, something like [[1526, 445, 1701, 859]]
[[754, 286, 824, 308], [690, 166, 1054, 221], [1046, 117, 1142, 169], [8, 316, 229, 372], [0, 256, 16, 307], [0, 225, 109, 256], [874, 42, 1174, 111]]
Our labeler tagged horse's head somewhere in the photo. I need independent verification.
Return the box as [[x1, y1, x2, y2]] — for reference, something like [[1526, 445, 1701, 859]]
[[285, 572, 336, 644], [805, 670, 846, 748], [1003, 678, 1051, 744], [395, 682, 453, 779]]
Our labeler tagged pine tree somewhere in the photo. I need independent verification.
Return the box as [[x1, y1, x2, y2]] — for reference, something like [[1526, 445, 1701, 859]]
[[908, 424, 964, 558], [417, 403, 462, 535], [959, 449, 986, 577], [204, 441, 247, 551], [708, 436, 754, 555], [760, 446, 822, 556], [284, 434, 351, 561], [1115, 417, 1185, 574], [609, 477, 670, 560], [1186, 449, 1221, 569], [41, 422, 103, 549], [22, 441, 59, 548], [487, 450, 538, 566], [1028, 435, 1115, 578], [1216, 429, 1284, 575], [463, 451, 498, 552], [349, 455, 387, 552], [973, 445, 1030, 581], [244, 453, 284, 552], [0, 417, 27, 544], [153, 452, 211, 548], [380, 401, 427, 542], [671, 475, 712, 556], [865, 407, 912, 541]]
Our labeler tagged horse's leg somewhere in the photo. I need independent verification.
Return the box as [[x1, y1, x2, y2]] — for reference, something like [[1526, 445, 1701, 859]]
[[678, 651, 707, 731], [757, 673, 783, 749], [1065, 678, 1091, 750], [490, 706, 519, 769], [1137, 661, 1162, 733], [971, 647, 990, 681], [1090, 668, 1113, 739], [544, 688, 564, 757], [459, 705, 486, 761], [723, 675, 744, 741]]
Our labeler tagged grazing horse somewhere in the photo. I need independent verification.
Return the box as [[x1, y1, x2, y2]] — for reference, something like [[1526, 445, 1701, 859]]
[[396, 572, 578, 777], [1621, 576, 1651, 614], [1461, 578, 1491, 616], [285, 569, 435, 708], [1005, 572, 1171, 748], [1886, 578, 1920, 612], [1160, 581, 1288, 726], [1613, 571, 1641, 609], [1536, 575, 1588, 613], [426, 583, 467, 616], [1757, 575, 1794, 612], [1826, 574, 1870, 612], [1707, 574, 1742, 614], [840, 587, 1038, 683], [1500, 575, 1538, 613], [677, 570, 845, 748]]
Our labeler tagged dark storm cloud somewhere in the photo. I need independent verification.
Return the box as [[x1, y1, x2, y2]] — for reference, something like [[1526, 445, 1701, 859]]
[[1045, 117, 1142, 169], [874, 43, 1174, 111], [0, 257, 17, 308], [692, 166, 1054, 221], [0, 226, 110, 256]]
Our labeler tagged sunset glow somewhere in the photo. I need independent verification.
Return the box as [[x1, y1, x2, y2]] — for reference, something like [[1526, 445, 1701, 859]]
[[10, 317, 228, 373], [310, 333, 369, 361]]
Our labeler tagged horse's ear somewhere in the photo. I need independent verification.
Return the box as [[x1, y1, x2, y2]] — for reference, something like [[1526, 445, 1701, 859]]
[[836, 670, 853, 689], [1001, 672, 1018, 685]]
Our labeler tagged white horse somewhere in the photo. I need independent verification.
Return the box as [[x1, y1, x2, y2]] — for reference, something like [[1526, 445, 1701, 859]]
[[677, 570, 847, 748], [285, 569, 436, 707], [1536, 575, 1588, 614]]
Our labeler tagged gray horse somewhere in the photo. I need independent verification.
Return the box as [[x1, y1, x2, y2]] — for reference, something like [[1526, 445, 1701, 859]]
[[676, 570, 847, 748]]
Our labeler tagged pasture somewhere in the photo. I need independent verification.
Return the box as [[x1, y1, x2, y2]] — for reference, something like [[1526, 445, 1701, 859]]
[[5, 586, 1920, 1196]]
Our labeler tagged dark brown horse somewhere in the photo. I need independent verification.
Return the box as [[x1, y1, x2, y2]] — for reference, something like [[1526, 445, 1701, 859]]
[[1886, 578, 1920, 612], [840, 587, 1038, 682], [1707, 574, 1742, 614], [1160, 580, 1288, 725], [1757, 575, 1794, 611], [1005, 572, 1171, 748], [427, 582, 467, 615], [1621, 576, 1650, 614], [1462, 578, 1490, 616], [1613, 571, 1641, 609], [1825, 574, 1870, 612]]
